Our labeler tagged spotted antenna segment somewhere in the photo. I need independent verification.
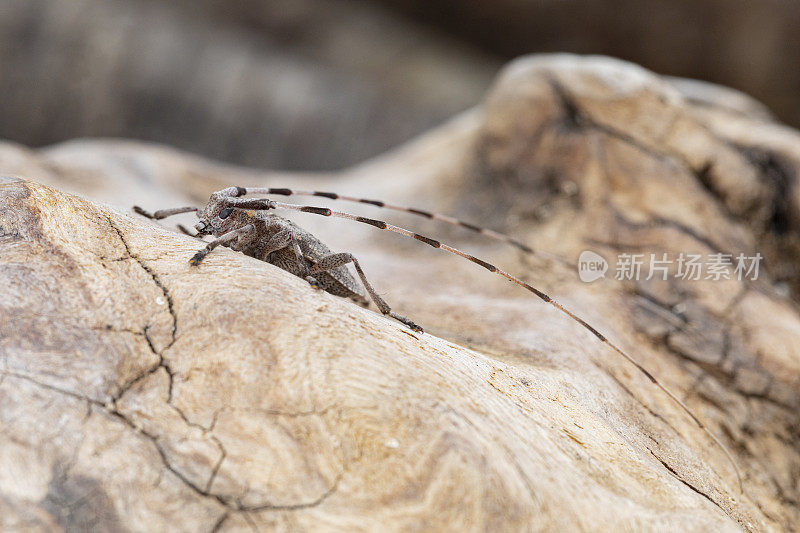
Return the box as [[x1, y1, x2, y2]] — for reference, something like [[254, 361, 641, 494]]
[[242, 187, 547, 257]]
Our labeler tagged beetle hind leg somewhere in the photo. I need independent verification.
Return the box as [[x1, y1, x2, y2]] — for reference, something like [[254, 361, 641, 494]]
[[309, 252, 423, 333]]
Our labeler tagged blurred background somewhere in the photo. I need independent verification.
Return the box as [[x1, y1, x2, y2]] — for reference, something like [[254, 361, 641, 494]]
[[0, 0, 797, 171]]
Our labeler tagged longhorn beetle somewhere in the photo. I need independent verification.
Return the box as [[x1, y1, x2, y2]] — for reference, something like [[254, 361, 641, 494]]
[[133, 185, 743, 493]]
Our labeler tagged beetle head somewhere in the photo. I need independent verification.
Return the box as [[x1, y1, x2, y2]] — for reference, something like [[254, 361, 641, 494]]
[[194, 187, 246, 236]]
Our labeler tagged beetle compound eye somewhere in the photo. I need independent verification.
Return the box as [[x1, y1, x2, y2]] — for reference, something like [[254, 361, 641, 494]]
[[219, 208, 233, 219]]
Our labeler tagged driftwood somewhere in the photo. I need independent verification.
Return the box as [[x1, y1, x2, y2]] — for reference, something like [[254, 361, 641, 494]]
[[1, 55, 799, 531]]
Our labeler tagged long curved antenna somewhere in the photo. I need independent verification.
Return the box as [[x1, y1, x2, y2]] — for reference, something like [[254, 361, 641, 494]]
[[223, 195, 744, 494], [241, 187, 565, 261]]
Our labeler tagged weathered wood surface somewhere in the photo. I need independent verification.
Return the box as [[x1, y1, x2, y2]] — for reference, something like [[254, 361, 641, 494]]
[[1, 55, 799, 531]]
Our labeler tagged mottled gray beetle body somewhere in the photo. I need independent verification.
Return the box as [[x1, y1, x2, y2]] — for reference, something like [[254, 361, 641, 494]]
[[195, 187, 368, 305]]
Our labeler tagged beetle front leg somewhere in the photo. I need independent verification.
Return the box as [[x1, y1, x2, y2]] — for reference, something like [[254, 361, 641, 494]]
[[189, 224, 256, 265], [133, 206, 199, 220]]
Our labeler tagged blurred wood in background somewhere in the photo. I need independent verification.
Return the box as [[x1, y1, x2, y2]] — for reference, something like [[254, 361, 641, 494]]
[[0, 0, 798, 170]]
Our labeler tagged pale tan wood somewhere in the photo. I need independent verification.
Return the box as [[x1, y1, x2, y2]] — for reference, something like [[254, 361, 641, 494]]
[[1, 55, 799, 531]]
